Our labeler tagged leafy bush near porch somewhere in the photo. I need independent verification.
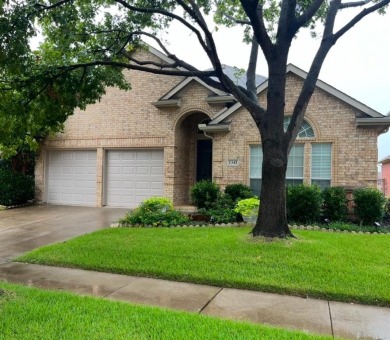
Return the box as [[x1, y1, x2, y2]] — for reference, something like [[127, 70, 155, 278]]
[[287, 184, 322, 224], [0, 166, 34, 206], [224, 183, 254, 202], [190, 180, 220, 209], [199, 206, 239, 224], [353, 188, 386, 225], [190, 182, 257, 223], [119, 197, 189, 227], [321, 186, 348, 222], [198, 194, 240, 223]]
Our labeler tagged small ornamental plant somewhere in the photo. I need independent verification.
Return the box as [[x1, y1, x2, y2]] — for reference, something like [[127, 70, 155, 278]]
[[234, 197, 260, 218]]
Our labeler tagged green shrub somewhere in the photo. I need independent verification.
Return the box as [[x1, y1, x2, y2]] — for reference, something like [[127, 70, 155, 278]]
[[190, 180, 220, 209], [224, 183, 254, 202], [353, 188, 386, 225], [119, 197, 189, 227], [384, 198, 390, 218], [0, 167, 34, 206], [287, 184, 322, 224], [200, 206, 239, 224], [234, 197, 260, 217], [321, 221, 390, 234], [198, 194, 240, 223], [322, 186, 348, 222]]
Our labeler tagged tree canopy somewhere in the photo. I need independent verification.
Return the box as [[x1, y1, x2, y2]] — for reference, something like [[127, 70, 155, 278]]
[[1, 0, 388, 236]]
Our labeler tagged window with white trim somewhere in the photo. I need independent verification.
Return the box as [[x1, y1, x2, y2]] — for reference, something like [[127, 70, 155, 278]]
[[249, 145, 263, 197], [311, 143, 332, 189], [283, 117, 314, 138], [286, 144, 304, 186], [249, 144, 304, 196]]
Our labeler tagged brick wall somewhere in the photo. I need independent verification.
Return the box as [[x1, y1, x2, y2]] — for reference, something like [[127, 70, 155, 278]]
[[213, 73, 380, 191]]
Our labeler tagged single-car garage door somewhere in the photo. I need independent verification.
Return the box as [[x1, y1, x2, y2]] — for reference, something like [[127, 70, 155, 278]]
[[105, 150, 164, 208], [46, 150, 97, 206]]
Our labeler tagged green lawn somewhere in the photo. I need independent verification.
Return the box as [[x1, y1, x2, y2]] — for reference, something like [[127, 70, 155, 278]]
[[0, 282, 331, 339], [17, 227, 390, 306]]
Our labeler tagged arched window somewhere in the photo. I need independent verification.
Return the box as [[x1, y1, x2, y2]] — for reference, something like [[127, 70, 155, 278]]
[[283, 117, 314, 138]]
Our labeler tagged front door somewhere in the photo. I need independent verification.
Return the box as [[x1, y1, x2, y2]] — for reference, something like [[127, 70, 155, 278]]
[[196, 139, 212, 181]]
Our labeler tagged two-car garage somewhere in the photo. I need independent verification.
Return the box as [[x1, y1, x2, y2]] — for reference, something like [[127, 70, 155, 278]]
[[45, 149, 164, 208]]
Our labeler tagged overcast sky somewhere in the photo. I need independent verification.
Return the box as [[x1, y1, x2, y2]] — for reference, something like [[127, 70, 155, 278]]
[[147, 9, 390, 161]]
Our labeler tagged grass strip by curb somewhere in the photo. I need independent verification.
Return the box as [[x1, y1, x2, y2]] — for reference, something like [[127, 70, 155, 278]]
[[17, 227, 390, 307], [0, 282, 332, 340]]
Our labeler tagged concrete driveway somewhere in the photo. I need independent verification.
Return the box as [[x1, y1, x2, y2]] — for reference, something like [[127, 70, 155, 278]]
[[0, 204, 127, 263]]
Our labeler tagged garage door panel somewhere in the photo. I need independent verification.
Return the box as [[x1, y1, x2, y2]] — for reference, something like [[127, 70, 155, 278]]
[[151, 166, 163, 175], [62, 180, 74, 188], [46, 150, 97, 206], [62, 166, 74, 175], [151, 182, 163, 189], [136, 166, 149, 175], [106, 150, 163, 208], [61, 153, 73, 161], [135, 181, 149, 189], [136, 151, 150, 160], [151, 151, 164, 160], [121, 181, 134, 189], [122, 167, 135, 175], [122, 152, 136, 160]]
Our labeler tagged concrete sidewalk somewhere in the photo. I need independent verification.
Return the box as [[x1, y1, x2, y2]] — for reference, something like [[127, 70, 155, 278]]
[[1, 262, 389, 339]]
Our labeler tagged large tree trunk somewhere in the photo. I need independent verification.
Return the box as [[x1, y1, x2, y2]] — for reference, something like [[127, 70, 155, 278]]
[[251, 139, 294, 238], [251, 57, 295, 238]]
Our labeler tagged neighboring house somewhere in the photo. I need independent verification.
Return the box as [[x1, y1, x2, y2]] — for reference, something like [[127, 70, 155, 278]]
[[35, 46, 390, 207], [379, 155, 390, 197]]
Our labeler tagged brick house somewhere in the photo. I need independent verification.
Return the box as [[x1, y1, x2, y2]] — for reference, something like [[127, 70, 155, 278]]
[[379, 155, 390, 197], [35, 46, 390, 207]]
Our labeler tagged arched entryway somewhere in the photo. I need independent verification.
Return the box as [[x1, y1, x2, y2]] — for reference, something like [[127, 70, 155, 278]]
[[173, 111, 212, 205]]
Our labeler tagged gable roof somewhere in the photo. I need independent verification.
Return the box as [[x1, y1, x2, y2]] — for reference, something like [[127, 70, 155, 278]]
[[145, 45, 390, 129], [156, 64, 266, 101], [209, 64, 389, 125], [210, 65, 266, 88]]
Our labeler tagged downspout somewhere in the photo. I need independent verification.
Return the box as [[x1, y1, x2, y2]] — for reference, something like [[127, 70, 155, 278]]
[[202, 131, 214, 180]]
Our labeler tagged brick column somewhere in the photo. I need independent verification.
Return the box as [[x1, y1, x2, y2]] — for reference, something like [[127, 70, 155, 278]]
[[96, 148, 105, 207]]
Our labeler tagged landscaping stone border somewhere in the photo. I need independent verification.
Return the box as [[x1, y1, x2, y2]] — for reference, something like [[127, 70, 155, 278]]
[[110, 222, 389, 235]]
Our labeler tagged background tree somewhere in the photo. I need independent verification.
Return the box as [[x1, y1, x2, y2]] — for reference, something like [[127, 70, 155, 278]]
[[1, 0, 388, 237]]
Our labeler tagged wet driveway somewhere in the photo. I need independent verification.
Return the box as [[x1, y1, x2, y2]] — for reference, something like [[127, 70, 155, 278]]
[[0, 204, 128, 263]]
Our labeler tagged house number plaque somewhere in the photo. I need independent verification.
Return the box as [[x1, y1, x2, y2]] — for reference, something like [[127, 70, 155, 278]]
[[228, 159, 239, 166]]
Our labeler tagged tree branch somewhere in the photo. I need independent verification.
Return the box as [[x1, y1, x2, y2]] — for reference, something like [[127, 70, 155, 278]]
[[286, 0, 341, 149], [33, 0, 72, 11], [240, 0, 273, 60], [224, 14, 251, 25], [340, 0, 372, 9], [175, 0, 222, 71], [277, 0, 299, 41], [295, 0, 326, 28], [335, 0, 390, 38], [246, 36, 259, 102]]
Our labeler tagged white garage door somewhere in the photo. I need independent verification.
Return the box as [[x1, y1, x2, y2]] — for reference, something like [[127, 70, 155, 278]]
[[46, 150, 97, 206], [106, 150, 164, 208]]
